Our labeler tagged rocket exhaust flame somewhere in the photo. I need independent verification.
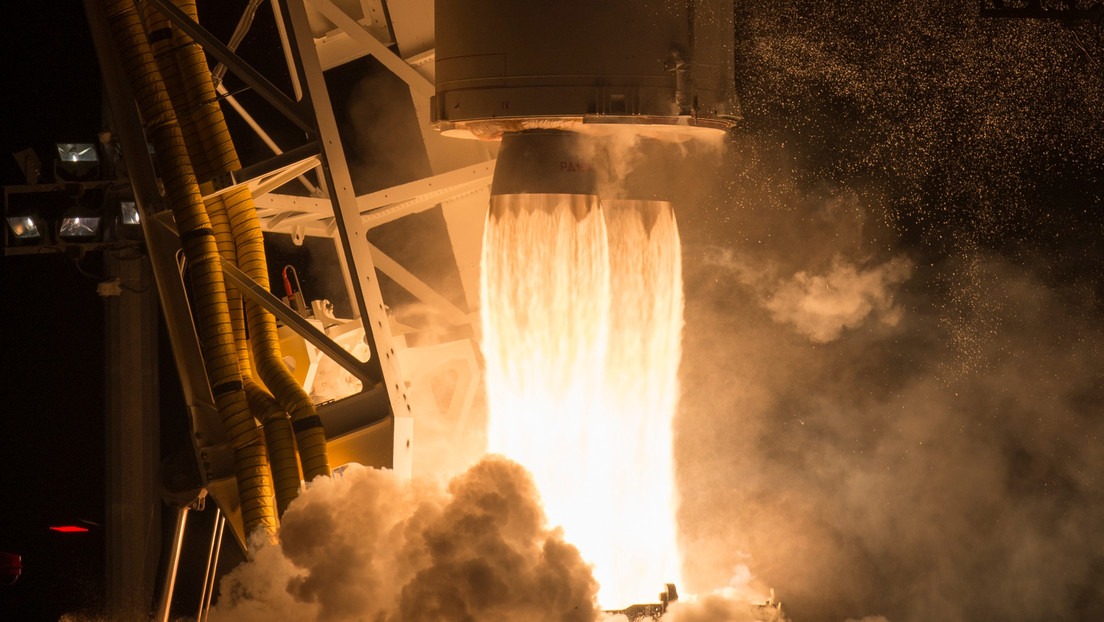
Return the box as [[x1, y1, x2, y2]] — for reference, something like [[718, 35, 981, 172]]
[[481, 192, 684, 609]]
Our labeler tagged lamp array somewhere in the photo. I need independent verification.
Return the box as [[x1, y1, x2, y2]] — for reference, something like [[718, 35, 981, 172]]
[[5, 140, 142, 252]]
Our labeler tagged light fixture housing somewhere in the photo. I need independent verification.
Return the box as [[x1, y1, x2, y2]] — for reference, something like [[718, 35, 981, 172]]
[[55, 142, 100, 181], [4, 193, 53, 248], [59, 214, 102, 240], [6, 215, 43, 240], [119, 200, 140, 226], [0, 551, 20, 586], [110, 193, 144, 242], [57, 199, 103, 243]]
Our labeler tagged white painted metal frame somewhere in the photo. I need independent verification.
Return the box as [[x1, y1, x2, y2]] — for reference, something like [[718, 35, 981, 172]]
[[217, 0, 492, 479], [93, 0, 492, 517]]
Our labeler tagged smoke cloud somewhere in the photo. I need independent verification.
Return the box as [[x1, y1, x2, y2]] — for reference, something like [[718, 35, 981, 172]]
[[674, 2, 1104, 621], [680, 246, 1104, 621], [703, 249, 913, 343], [659, 565, 786, 622], [760, 256, 911, 343], [210, 456, 599, 622]]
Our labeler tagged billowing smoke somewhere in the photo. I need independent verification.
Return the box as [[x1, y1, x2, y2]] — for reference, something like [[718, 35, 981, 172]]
[[760, 256, 911, 343], [674, 2, 1104, 621], [658, 566, 786, 622], [703, 248, 913, 343], [209, 456, 598, 622]]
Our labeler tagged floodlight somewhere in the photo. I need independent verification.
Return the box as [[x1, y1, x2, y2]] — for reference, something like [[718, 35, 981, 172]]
[[60, 216, 102, 239], [4, 207, 49, 247], [55, 142, 100, 181], [58, 143, 98, 163], [119, 200, 140, 225], [58, 201, 103, 243], [7, 216, 42, 239], [111, 196, 144, 242]]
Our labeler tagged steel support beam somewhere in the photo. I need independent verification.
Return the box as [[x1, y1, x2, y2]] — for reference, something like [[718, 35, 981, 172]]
[[273, 0, 411, 416], [306, 0, 435, 97]]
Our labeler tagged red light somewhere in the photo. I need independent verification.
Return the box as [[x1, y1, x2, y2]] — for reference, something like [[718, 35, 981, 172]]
[[49, 525, 89, 533]]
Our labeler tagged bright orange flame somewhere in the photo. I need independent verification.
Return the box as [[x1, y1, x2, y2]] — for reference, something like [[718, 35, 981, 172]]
[[481, 193, 683, 609]]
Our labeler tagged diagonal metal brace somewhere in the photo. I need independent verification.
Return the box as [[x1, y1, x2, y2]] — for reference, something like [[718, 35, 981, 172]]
[[220, 261, 379, 387], [153, 215, 378, 387], [144, 0, 314, 132]]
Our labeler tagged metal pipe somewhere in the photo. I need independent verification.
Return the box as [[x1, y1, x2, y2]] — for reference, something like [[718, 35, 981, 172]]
[[211, 0, 265, 87], [195, 506, 222, 622], [155, 505, 190, 622], [198, 512, 226, 622], [269, 0, 303, 101]]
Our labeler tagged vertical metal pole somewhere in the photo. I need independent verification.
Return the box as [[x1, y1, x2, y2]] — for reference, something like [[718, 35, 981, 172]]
[[195, 507, 222, 621], [103, 250, 161, 620], [198, 514, 227, 622], [268, 0, 302, 100], [155, 506, 190, 622], [85, 1, 164, 617]]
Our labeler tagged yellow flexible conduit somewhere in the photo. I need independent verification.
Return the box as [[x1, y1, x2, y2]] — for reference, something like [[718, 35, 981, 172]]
[[101, 0, 278, 538], [169, 0, 332, 483], [143, 3, 305, 516]]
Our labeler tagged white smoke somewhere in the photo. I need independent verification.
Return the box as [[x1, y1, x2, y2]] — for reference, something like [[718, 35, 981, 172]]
[[702, 248, 913, 343], [671, 2, 1104, 618], [663, 593, 784, 622], [206, 460, 803, 621], [762, 256, 912, 343], [209, 456, 599, 622], [660, 565, 787, 622], [680, 176, 1104, 622]]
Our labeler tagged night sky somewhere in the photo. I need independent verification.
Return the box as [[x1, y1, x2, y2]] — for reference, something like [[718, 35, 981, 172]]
[[3, 2, 1104, 622], [2, 4, 114, 621]]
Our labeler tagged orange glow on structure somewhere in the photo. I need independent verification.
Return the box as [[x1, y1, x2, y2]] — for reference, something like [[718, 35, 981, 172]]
[[481, 193, 684, 609]]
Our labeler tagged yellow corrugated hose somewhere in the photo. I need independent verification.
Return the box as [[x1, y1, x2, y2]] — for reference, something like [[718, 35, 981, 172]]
[[170, 0, 332, 483], [103, 0, 277, 538], [246, 381, 302, 516], [144, 2, 305, 516]]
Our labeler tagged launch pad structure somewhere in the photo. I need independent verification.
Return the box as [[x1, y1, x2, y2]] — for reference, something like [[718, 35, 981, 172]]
[[73, 0, 736, 618]]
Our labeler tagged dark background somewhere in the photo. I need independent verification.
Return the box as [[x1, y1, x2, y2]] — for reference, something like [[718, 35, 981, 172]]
[[2, 2, 1103, 622], [2, 4, 116, 621]]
